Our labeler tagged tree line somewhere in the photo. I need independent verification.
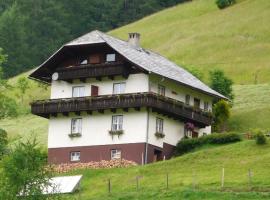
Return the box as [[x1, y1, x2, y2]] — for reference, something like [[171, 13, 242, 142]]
[[0, 0, 188, 78]]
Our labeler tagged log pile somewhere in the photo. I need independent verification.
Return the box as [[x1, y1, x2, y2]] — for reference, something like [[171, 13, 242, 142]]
[[51, 159, 137, 173]]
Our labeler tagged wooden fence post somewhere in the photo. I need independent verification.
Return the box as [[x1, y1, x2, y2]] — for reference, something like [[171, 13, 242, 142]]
[[166, 173, 169, 189], [221, 168, 225, 188], [136, 176, 139, 191], [108, 178, 111, 195], [248, 169, 252, 189]]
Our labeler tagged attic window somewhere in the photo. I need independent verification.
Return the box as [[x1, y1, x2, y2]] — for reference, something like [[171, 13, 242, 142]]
[[106, 54, 116, 62]]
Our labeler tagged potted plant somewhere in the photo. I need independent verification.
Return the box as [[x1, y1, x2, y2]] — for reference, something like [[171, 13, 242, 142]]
[[155, 132, 165, 139], [108, 129, 124, 139]]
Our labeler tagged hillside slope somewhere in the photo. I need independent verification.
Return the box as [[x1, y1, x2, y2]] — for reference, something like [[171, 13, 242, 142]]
[[64, 140, 270, 199], [110, 0, 270, 84]]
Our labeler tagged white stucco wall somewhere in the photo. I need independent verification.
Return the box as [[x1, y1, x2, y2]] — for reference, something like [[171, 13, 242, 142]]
[[50, 73, 149, 99], [149, 74, 213, 111], [147, 111, 185, 148], [48, 109, 148, 148]]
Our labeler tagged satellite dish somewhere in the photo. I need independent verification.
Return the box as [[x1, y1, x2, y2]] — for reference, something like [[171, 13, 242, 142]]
[[52, 72, 59, 81]]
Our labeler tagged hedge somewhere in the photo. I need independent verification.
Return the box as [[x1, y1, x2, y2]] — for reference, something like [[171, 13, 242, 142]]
[[175, 132, 241, 155]]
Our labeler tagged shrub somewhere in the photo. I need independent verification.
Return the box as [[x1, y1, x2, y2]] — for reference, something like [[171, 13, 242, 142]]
[[175, 132, 241, 155], [255, 131, 267, 145], [216, 0, 236, 9], [0, 128, 8, 158]]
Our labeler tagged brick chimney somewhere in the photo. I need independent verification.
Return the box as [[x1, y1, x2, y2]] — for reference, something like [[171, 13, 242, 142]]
[[128, 32, 140, 47]]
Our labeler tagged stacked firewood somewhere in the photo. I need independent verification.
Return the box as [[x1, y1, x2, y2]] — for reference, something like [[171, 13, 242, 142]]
[[51, 159, 137, 173]]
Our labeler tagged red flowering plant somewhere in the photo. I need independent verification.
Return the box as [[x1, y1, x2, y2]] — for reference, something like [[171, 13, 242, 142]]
[[185, 122, 195, 131]]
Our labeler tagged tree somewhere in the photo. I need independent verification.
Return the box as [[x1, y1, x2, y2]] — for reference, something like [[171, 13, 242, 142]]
[[0, 138, 59, 200], [0, 49, 17, 119], [0, 128, 8, 159], [213, 100, 230, 132], [209, 69, 234, 100], [216, 0, 235, 9], [16, 77, 30, 103]]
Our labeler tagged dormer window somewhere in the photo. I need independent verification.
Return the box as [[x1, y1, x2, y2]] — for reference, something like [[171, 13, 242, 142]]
[[106, 54, 116, 62]]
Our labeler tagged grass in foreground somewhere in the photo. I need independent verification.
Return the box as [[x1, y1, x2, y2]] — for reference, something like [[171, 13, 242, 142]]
[[60, 140, 270, 199]]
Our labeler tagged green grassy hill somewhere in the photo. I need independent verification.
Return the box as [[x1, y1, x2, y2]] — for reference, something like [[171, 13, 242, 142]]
[[1, 0, 270, 144], [110, 0, 270, 85], [64, 140, 270, 199]]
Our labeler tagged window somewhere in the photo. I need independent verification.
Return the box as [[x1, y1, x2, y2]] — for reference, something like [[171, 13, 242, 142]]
[[71, 118, 82, 134], [72, 86, 85, 97], [111, 149, 121, 159], [156, 118, 164, 133], [113, 83, 125, 94], [158, 85, 165, 96], [204, 101, 209, 111], [111, 115, 123, 131], [194, 98, 201, 109], [70, 151, 80, 161], [185, 95, 190, 105], [106, 54, 116, 62]]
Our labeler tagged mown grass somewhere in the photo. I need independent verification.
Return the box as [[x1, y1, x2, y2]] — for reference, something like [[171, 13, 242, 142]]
[[60, 140, 270, 199], [110, 0, 270, 84], [228, 84, 270, 132]]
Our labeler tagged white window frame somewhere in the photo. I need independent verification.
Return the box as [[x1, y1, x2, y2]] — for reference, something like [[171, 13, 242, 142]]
[[71, 118, 82, 134], [106, 53, 116, 62], [156, 118, 164, 133], [185, 95, 190, 105], [111, 149, 121, 160], [70, 151, 80, 161], [72, 86, 85, 97], [113, 82, 126, 94], [158, 85, 165, 96], [204, 101, 209, 111], [194, 98, 201, 108], [111, 115, 123, 131]]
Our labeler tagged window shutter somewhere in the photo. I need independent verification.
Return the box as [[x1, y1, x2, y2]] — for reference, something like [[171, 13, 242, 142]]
[[91, 85, 99, 96]]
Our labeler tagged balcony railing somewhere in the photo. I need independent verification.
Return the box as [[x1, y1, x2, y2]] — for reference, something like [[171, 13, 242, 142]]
[[31, 92, 212, 127], [56, 62, 129, 81]]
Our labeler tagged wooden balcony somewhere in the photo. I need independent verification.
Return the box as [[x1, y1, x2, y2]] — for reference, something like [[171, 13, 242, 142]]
[[56, 62, 130, 82], [31, 92, 212, 127]]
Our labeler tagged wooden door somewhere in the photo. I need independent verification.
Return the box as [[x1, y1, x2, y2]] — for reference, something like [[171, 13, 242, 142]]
[[91, 85, 99, 96], [89, 54, 101, 64], [192, 131, 199, 138]]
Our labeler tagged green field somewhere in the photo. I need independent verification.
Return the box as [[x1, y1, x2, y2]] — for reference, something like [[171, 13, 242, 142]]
[[110, 0, 270, 85], [62, 140, 270, 199]]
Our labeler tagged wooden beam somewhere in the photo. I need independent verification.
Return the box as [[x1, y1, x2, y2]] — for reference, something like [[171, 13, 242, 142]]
[[51, 113, 57, 117], [87, 110, 92, 115], [110, 108, 116, 113], [123, 108, 128, 112], [62, 112, 69, 117], [96, 77, 102, 81], [134, 107, 140, 111], [98, 109, 104, 114], [108, 75, 114, 80], [80, 78, 86, 83]]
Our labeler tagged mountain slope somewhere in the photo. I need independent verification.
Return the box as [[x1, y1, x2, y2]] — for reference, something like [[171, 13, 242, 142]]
[[110, 0, 270, 84], [63, 140, 270, 199]]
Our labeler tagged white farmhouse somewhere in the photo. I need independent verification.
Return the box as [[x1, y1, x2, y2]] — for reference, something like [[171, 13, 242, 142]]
[[30, 31, 226, 164]]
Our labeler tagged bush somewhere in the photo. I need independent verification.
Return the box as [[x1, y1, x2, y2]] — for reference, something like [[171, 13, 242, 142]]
[[216, 0, 236, 9], [0, 128, 8, 158], [255, 131, 267, 145], [176, 132, 241, 155]]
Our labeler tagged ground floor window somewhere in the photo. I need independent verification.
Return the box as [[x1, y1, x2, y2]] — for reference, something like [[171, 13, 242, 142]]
[[70, 151, 80, 161], [111, 149, 121, 159]]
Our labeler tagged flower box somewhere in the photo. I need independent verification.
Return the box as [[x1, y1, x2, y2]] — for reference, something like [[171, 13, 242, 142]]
[[155, 132, 165, 139], [68, 133, 82, 138], [108, 130, 124, 138]]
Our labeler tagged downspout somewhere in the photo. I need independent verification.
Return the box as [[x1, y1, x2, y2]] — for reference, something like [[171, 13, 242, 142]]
[[144, 72, 151, 164]]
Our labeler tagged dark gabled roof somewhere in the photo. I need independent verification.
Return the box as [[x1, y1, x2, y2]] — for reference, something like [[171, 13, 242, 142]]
[[30, 30, 227, 99]]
